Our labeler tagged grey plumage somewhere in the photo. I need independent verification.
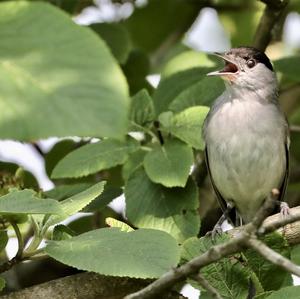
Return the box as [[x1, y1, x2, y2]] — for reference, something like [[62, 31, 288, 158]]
[[203, 47, 289, 224]]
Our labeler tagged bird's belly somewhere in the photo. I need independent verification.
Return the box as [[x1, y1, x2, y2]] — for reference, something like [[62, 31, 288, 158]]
[[206, 102, 286, 222]]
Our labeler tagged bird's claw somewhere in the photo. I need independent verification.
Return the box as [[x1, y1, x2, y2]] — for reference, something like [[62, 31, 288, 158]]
[[206, 223, 223, 242], [280, 201, 290, 217]]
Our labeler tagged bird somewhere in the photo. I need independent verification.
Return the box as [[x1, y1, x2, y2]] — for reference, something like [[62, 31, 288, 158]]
[[202, 46, 289, 230]]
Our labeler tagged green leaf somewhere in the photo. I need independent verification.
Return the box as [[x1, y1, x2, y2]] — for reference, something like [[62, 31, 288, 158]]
[[274, 56, 300, 81], [83, 185, 122, 212], [181, 235, 251, 299], [254, 292, 273, 299], [45, 227, 180, 278], [52, 224, 75, 241], [263, 286, 300, 299], [130, 89, 155, 129], [124, 0, 196, 53], [122, 49, 152, 95], [0, 277, 5, 292], [90, 23, 132, 64], [153, 68, 223, 115], [125, 168, 199, 242], [162, 51, 218, 78], [291, 243, 300, 264], [144, 139, 193, 187], [44, 181, 106, 228], [44, 139, 78, 177], [122, 149, 146, 181], [105, 217, 134, 232], [244, 232, 292, 291], [0, 1, 129, 140], [159, 106, 209, 150], [45, 183, 94, 201], [0, 190, 62, 215], [220, 7, 262, 46], [52, 139, 139, 179], [168, 76, 224, 113], [0, 230, 8, 252]]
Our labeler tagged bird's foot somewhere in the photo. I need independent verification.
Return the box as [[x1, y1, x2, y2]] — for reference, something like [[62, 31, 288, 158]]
[[280, 201, 290, 217], [206, 223, 223, 242]]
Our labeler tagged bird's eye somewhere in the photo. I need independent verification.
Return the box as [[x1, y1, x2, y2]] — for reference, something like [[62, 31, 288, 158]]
[[247, 59, 256, 68]]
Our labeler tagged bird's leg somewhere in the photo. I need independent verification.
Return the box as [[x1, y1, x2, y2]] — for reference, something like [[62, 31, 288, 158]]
[[235, 210, 243, 227], [207, 203, 234, 240]]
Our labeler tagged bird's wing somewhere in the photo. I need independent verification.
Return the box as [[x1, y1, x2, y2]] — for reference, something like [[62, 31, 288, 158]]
[[204, 147, 228, 214], [279, 135, 290, 202]]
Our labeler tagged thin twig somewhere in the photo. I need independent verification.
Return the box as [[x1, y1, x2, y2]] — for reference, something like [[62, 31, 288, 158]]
[[191, 273, 224, 299], [246, 237, 300, 277], [10, 221, 24, 260], [290, 125, 300, 133]]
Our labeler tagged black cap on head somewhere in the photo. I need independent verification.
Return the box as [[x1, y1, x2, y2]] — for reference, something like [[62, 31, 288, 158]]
[[226, 46, 273, 71]]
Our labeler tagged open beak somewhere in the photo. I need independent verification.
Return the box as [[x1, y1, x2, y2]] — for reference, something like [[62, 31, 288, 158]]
[[207, 52, 239, 77]]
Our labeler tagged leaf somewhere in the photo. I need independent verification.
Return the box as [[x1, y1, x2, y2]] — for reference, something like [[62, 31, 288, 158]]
[[130, 89, 155, 129], [144, 139, 193, 187], [44, 181, 106, 228], [83, 185, 122, 212], [105, 217, 134, 232], [153, 67, 223, 115], [45, 183, 94, 201], [125, 168, 199, 243], [51, 139, 139, 179], [244, 233, 292, 291], [122, 149, 146, 181], [159, 106, 209, 150], [0, 190, 62, 215], [124, 0, 196, 53], [122, 49, 152, 95], [90, 23, 132, 64], [168, 76, 224, 113], [0, 230, 8, 252], [0, 277, 5, 292], [274, 56, 300, 81], [0, 1, 129, 140], [219, 7, 262, 46], [291, 243, 300, 264], [162, 50, 218, 78], [44, 139, 78, 177], [52, 224, 75, 241], [45, 227, 180, 278], [181, 235, 251, 299], [264, 286, 300, 299], [254, 292, 273, 299]]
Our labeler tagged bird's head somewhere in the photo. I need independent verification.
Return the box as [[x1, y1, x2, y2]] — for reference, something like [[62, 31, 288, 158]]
[[208, 46, 276, 90]]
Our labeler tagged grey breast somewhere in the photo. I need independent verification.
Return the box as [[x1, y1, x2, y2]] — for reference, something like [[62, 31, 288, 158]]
[[203, 91, 287, 223]]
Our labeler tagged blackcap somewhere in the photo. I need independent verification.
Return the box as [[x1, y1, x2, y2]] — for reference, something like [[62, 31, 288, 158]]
[[202, 46, 289, 226]]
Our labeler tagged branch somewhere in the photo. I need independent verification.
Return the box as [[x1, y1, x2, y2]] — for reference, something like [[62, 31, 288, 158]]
[[290, 125, 300, 133], [191, 273, 223, 299], [0, 273, 186, 299], [124, 232, 248, 299], [253, 0, 289, 51], [125, 191, 300, 299]]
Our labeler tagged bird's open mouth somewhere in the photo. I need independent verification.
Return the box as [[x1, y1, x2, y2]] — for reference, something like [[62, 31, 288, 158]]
[[219, 61, 238, 74], [207, 53, 239, 77]]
